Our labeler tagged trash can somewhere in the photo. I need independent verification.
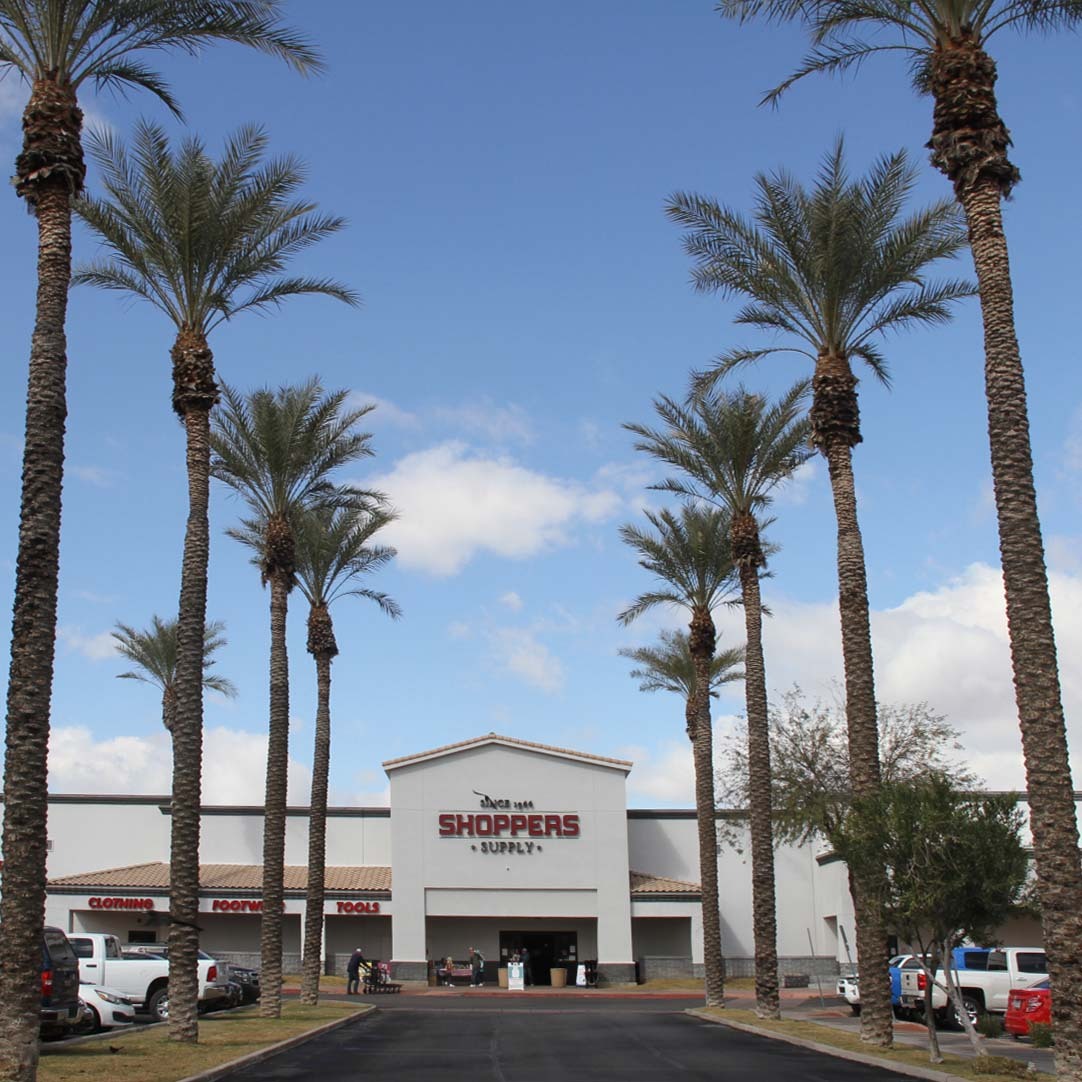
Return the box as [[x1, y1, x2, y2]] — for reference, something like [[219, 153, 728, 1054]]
[[550, 967, 567, 988], [498, 967, 509, 988]]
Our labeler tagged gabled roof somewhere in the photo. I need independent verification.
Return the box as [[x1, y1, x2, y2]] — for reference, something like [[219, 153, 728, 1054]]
[[630, 870, 701, 897], [382, 733, 633, 774], [49, 862, 392, 893]]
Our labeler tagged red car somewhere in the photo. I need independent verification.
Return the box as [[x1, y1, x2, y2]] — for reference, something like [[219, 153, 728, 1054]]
[[1005, 979, 1051, 1037]]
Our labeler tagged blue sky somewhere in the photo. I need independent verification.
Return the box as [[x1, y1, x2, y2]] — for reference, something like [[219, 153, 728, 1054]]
[[0, 1, 1079, 809]]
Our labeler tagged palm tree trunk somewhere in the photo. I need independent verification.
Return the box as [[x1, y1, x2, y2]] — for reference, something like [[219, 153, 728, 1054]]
[[301, 648, 333, 1005], [260, 570, 291, 1018], [926, 44, 1082, 1077], [819, 421, 891, 1047], [0, 73, 84, 1072], [168, 400, 214, 1042], [738, 562, 780, 1020], [689, 609, 725, 1008], [959, 176, 1082, 1078]]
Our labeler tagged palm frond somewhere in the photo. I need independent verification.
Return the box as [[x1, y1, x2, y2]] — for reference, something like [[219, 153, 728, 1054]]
[[112, 614, 236, 697], [620, 628, 745, 701]]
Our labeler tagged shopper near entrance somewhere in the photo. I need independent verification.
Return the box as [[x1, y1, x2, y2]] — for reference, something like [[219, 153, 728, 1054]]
[[346, 947, 367, 994], [519, 946, 532, 986], [469, 947, 485, 986]]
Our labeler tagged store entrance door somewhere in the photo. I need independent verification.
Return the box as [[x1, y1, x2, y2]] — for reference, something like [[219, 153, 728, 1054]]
[[499, 931, 577, 987]]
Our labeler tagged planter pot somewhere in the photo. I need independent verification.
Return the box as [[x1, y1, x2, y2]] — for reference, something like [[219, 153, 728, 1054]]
[[498, 967, 509, 988], [550, 968, 567, 989]]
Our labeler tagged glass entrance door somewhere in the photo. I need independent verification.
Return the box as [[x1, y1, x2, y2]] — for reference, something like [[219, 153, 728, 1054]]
[[499, 931, 577, 986]]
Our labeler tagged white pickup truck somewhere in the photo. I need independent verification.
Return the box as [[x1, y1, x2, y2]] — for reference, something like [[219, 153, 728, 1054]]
[[899, 946, 1048, 1024], [68, 933, 229, 1020]]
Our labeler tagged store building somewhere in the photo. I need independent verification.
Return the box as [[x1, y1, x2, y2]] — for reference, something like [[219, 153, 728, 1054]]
[[41, 733, 876, 981]]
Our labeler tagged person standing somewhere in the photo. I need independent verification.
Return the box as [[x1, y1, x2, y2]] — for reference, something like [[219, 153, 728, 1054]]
[[519, 946, 532, 987], [469, 947, 485, 987], [346, 947, 366, 995]]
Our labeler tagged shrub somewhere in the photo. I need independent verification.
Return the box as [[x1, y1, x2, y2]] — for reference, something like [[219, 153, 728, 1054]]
[[976, 1014, 1003, 1039], [971, 1055, 1030, 1077], [1028, 1022, 1054, 1048]]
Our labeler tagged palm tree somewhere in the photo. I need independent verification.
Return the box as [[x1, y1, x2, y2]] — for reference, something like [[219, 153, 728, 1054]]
[[293, 503, 400, 1005], [666, 141, 972, 1043], [211, 380, 376, 1018], [618, 504, 740, 1008], [626, 382, 811, 1020], [113, 616, 237, 733], [716, 4, 1082, 1067], [0, 4, 317, 1065], [73, 122, 356, 1042]]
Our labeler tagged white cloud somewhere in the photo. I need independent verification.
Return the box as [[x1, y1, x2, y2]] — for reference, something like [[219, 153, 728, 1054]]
[[774, 459, 820, 507], [433, 400, 534, 445], [71, 465, 119, 488], [698, 562, 1082, 792], [371, 441, 621, 575], [488, 628, 565, 693], [58, 626, 117, 661], [499, 591, 524, 611], [48, 725, 313, 804], [350, 391, 419, 428]]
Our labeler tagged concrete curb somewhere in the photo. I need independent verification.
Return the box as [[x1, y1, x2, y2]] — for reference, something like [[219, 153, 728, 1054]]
[[685, 1008, 974, 1082], [172, 1005, 375, 1082]]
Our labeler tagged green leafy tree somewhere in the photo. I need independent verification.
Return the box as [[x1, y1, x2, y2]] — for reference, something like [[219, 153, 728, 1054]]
[[293, 503, 400, 1005], [667, 141, 973, 1043], [716, 3, 1082, 1069], [74, 121, 355, 1039], [619, 505, 740, 1007], [0, 4, 317, 1068], [211, 379, 375, 1018], [113, 616, 237, 733], [627, 382, 810, 1018], [834, 779, 1028, 1062]]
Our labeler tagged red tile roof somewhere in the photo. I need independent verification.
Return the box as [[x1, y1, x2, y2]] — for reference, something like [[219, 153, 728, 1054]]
[[629, 870, 701, 896], [49, 863, 392, 892]]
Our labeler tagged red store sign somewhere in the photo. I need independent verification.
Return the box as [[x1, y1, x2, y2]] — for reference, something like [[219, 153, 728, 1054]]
[[438, 812, 580, 838], [211, 899, 264, 912], [335, 901, 381, 915], [88, 897, 155, 911]]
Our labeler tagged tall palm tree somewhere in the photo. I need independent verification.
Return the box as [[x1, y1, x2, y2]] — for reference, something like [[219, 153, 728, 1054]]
[[211, 380, 376, 1018], [618, 504, 739, 1008], [666, 142, 973, 1043], [626, 382, 811, 1020], [293, 503, 400, 1005], [113, 616, 237, 733], [716, 4, 1082, 1067], [0, 5, 317, 1066], [73, 122, 356, 1042]]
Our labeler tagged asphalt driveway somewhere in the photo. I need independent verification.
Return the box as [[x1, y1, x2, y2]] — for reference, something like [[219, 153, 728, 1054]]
[[224, 1004, 917, 1081]]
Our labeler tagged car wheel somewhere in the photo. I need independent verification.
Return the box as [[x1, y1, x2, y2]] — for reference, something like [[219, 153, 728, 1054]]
[[147, 988, 169, 1022], [951, 995, 980, 1029], [82, 1005, 102, 1034], [850, 1004, 862, 1016]]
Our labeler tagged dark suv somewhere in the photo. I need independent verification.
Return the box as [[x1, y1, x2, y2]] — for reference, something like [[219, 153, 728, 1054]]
[[40, 927, 81, 1038]]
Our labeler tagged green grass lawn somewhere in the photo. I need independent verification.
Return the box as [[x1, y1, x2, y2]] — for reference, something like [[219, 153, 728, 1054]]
[[38, 1002, 368, 1082], [700, 1008, 1039, 1082]]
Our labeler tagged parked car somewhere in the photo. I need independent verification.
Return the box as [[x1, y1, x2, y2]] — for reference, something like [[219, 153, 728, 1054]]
[[75, 983, 136, 1033], [1004, 979, 1052, 1038], [67, 933, 227, 1020], [122, 943, 238, 1011], [836, 974, 861, 1014], [230, 965, 261, 1004], [889, 955, 928, 1019], [899, 946, 1048, 1026], [39, 927, 82, 1039]]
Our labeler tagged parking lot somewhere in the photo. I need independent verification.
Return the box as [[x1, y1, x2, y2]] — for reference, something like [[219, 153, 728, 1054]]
[[222, 1001, 918, 1082]]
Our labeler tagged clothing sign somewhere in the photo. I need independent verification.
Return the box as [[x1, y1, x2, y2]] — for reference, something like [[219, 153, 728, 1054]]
[[576, 964, 587, 987], [508, 962, 524, 991]]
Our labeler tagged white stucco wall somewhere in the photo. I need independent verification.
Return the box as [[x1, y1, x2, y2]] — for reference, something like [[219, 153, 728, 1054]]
[[387, 742, 633, 967]]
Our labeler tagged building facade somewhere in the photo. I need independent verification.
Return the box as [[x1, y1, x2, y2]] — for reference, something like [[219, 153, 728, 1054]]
[[39, 733, 940, 982]]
